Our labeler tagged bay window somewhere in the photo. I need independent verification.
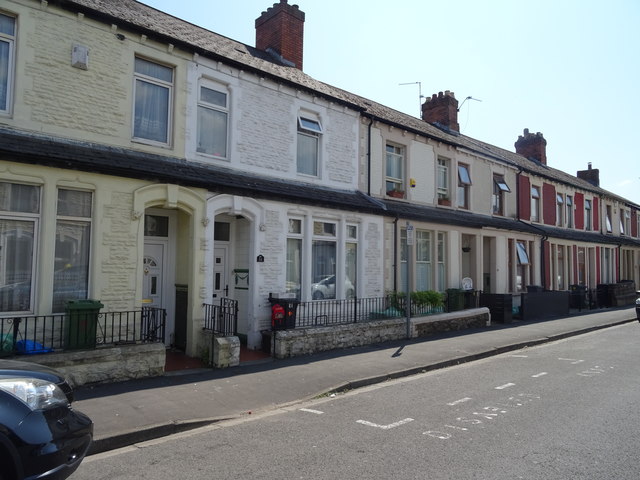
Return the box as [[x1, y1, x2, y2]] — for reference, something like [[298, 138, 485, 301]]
[[0, 182, 40, 313], [312, 221, 336, 299], [416, 230, 432, 291], [345, 225, 357, 298], [286, 219, 302, 297], [52, 190, 92, 312]]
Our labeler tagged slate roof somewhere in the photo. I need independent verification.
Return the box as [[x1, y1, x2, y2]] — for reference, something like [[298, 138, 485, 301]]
[[0, 127, 385, 214], [8, 0, 639, 246], [52, 0, 638, 210]]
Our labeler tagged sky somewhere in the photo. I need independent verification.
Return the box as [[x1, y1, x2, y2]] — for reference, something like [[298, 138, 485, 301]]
[[140, 0, 640, 205]]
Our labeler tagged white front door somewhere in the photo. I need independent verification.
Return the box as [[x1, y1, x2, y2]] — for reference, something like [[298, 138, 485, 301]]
[[213, 246, 228, 300], [143, 243, 164, 308]]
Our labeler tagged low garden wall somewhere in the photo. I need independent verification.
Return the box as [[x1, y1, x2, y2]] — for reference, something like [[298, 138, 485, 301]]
[[12, 342, 165, 386], [266, 308, 490, 359]]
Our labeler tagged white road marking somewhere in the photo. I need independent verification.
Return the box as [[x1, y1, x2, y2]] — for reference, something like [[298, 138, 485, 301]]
[[510, 355, 528, 358], [356, 418, 414, 430], [495, 383, 516, 390], [558, 358, 584, 364], [299, 408, 324, 415], [531, 372, 548, 378], [447, 397, 472, 406]]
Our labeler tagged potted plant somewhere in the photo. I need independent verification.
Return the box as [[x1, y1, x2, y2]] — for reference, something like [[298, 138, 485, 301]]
[[387, 187, 405, 198], [437, 195, 451, 206]]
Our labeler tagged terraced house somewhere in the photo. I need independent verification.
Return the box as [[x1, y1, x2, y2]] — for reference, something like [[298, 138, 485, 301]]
[[1, 0, 638, 381]]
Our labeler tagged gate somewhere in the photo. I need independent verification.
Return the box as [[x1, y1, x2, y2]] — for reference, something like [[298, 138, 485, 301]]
[[203, 297, 238, 336]]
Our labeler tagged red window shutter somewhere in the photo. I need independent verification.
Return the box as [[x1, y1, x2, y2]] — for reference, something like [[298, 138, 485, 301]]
[[518, 175, 531, 220], [542, 183, 556, 226]]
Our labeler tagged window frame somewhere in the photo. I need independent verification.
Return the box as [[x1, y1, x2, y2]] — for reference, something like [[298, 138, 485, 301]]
[[437, 157, 450, 200], [52, 189, 93, 313], [297, 115, 322, 177], [584, 199, 592, 231], [132, 56, 174, 146], [457, 163, 471, 209], [385, 143, 405, 197], [0, 182, 41, 314], [0, 12, 16, 115], [566, 195, 573, 228], [286, 218, 303, 297], [196, 82, 229, 159], [492, 174, 510, 215], [531, 186, 541, 222], [556, 194, 564, 227]]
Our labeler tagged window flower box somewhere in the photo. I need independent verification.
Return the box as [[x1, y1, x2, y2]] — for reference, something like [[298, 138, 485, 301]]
[[387, 189, 405, 199]]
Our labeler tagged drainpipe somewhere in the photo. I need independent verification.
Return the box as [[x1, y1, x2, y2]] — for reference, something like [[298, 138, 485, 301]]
[[540, 235, 548, 288], [367, 115, 374, 196]]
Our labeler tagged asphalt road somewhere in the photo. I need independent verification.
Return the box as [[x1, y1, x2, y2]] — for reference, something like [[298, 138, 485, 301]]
[[73, 323, 639, 480]]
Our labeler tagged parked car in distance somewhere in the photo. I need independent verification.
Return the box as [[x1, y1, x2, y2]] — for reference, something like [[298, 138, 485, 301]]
[[311, 275, 355, 300], [0, 359, 93, 480]]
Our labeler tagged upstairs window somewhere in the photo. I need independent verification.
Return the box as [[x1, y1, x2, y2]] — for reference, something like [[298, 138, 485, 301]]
[[605, 205, 612, 233], [585, 199, 592, 231], [457, 163, 471, 209], [197, 84, 228, 158], [133, 57, 173, 144], [437, 157, 450, 201], [297, 116, 322, 176], [0, 13, 16, 114], [531, 186, 541, 222], [385, 144, 405, 197], [492, 174, 510, 215], [566, 195, 573, 228], [556, 194, 564, 227], [621, 210, 630, 236]]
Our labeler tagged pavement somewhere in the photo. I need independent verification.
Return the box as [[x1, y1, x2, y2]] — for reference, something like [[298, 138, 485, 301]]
[[74, 306, 639, 455]]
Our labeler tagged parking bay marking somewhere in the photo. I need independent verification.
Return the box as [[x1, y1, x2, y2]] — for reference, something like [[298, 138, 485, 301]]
[[495, 382, 516, 390], [299, 408, 324, 415], [356, 418, 414, 430]]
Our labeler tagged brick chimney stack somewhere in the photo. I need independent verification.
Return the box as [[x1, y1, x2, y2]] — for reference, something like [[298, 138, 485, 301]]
[[577, 162, 600, 187], [421, 91, 459, 132], [256, 0, 305, 70], [515, 128, 547, 165]]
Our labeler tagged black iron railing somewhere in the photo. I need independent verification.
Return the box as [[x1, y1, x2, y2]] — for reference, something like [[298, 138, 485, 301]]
[[203, 298, 238, 336], [0, 307, 166, 356], [287, 291, 481, 330]]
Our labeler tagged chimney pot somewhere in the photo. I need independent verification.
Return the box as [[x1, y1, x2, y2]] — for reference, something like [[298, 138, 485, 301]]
[[514, 128, 547, 165], [256, 1, 305, 70], [421, 90, 459, 132]]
